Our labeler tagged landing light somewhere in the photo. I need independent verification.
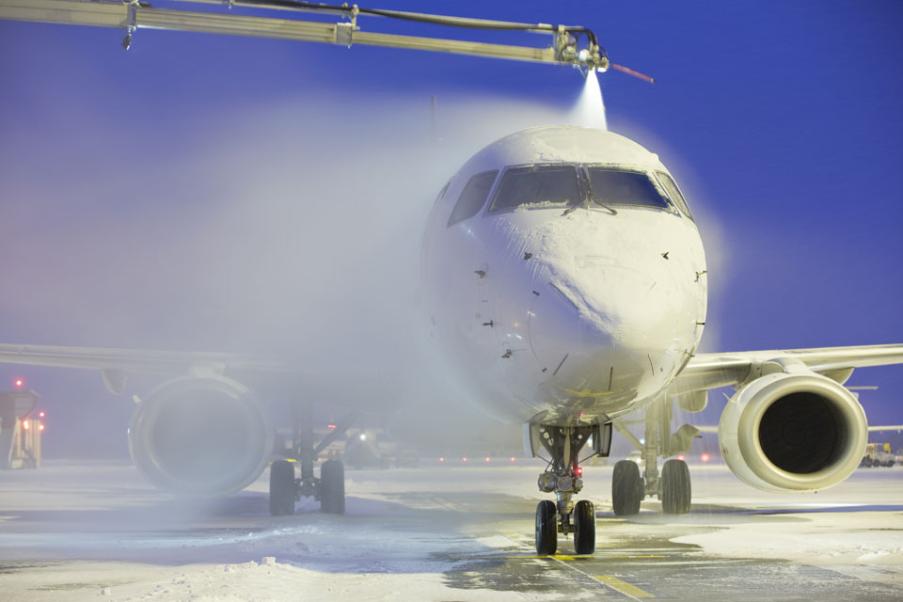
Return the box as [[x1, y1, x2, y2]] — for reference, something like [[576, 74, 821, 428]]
[[461, 456, 468, 463], [23, 420, 30, 430], [39, 424, 45, 432], [509, 456, 516, 463], [484, 456, 491, 463], [439, 456, 445, 463], [701, 452, 711, 463], [359, 433, 367, 441], [13, 377, 25, 389], [39, 411, 45, 418]]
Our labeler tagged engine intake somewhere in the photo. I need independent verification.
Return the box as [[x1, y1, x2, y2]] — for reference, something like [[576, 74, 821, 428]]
[[129, 376, 273, 495], [719, 371, 867, 492]]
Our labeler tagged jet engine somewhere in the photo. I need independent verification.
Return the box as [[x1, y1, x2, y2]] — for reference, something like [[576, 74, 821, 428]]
[[129, 375, 273, 495], [718, 371, 867, 492]]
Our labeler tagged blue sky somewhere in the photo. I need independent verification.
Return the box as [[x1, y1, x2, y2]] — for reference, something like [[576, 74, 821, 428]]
[[1, 1, 901, 454]]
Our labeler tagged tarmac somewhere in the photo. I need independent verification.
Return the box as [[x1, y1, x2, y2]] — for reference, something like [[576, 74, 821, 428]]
[[0, 459, 901, 601]]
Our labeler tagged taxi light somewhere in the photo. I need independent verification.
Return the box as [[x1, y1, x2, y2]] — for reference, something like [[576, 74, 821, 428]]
[[509, 456, 516, 463], [701, 452, 711, 463], [22, 420, 30, 430], [461, 456, 468, 463], [484, 456, 491, 463], [39, 411, 46, 418], [439, 456, 445, 463], [38, 423, 45, 432], [13, 377, 25, 389]]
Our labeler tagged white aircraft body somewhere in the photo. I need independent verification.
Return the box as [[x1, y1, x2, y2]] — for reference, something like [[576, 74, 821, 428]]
[[1, 123, 901, 555], [423, 126, 706, 425]]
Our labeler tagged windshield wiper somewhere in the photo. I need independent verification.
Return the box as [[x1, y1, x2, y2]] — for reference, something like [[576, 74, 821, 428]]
[[593, 198, 618, 215], [561, 203, 582, 216], [561, 197, 617, 216]]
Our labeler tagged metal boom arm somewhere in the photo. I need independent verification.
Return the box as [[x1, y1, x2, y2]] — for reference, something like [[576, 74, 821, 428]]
[[0, 0, 610, 71]]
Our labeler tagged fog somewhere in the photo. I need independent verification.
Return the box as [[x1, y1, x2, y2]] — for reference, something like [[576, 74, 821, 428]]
[[3, 76, 653, 459], [1, 58, 732, 467]]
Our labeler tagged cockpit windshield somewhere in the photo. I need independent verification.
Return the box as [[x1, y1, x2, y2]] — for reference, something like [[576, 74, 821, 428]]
[[655, 171, 694, 220], [587, 168, 670, 210], [489, 165, 580, 212]]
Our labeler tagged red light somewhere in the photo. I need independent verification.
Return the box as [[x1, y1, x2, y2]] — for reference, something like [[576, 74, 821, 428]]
[[13, 377, 25, 389], [327, 423, 336, 431], [575, 466, 583, 478], [676, 454, 686, 461], [484, 456, 491, 463], [701, 453, 711, 463]]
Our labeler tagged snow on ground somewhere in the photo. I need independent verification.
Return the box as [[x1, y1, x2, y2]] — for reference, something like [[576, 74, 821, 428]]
[[1, 460, 902, 599]]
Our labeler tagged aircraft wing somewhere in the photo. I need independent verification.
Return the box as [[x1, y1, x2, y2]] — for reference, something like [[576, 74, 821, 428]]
[[0, 343, 283, 376], [671, 344, 903, 395]]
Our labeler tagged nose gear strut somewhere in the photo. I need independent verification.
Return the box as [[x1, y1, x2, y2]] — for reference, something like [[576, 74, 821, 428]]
[[527, 422, 611, 555]]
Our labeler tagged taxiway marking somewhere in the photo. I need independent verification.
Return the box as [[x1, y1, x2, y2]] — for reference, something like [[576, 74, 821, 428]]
[[596, 575, 654, 599], [546, 554, 648, 600], [501, 533, 655, 600]]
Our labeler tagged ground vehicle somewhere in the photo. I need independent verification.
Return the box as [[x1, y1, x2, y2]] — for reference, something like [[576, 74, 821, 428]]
[[860, 443, 895, 468]]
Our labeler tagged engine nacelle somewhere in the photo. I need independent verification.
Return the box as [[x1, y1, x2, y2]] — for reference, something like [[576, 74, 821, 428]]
[[719, 372, 867, 492], [129, 376, 273, 495]]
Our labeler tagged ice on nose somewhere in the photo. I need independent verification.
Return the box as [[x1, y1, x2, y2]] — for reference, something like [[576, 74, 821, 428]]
[[527, 214, 689, 351]]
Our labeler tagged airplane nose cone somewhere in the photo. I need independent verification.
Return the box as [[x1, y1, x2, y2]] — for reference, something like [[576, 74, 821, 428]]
[[528, 263, 673, 406], [522, 217, 701, 407]]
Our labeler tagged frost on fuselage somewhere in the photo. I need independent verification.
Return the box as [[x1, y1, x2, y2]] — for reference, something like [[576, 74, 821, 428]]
[[423, 126, 708, 425]]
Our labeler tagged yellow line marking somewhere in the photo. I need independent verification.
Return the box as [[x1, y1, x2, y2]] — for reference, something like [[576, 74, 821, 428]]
[[596, 575, 654, 599], [498, 532, 654, 599]]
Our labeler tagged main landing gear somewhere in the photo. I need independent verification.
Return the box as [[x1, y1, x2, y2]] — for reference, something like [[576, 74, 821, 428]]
[[611, 397, 695, 516], [268, 403, 354, 516], [611, 457, 691, 515], [527, 422, 612, 555], [269, 456, 345, 515]]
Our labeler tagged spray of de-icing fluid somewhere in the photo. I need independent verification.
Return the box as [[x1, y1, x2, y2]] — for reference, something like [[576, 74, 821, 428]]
[[571, 70, 607, 131]]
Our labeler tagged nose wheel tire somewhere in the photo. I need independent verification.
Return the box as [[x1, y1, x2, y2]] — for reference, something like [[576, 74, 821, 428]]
[[661, 458, 691, 514], [319, 459, 346, 514], [269, 460, 296, 516], [573, 499, 596, 554], [535, 500, 558, 555], [612, 459, 644, 516]]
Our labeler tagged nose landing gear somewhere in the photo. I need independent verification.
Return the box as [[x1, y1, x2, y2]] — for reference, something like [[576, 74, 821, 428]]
[[528, 422, 612, 555]]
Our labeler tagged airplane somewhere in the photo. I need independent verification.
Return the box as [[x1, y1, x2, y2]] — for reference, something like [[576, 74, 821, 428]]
[[2, 123, 902, 556], [1, 0, 902, 557]]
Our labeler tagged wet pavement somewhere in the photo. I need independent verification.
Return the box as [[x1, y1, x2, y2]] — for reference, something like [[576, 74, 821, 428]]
[[1, 461, 902, 600]]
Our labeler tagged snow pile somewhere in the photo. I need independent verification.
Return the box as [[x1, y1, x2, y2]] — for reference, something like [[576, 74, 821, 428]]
[[672, 511, 903, 585]]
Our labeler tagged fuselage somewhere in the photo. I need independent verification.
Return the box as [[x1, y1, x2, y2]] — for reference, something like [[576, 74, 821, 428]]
[[423, 126, 707, 425]]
